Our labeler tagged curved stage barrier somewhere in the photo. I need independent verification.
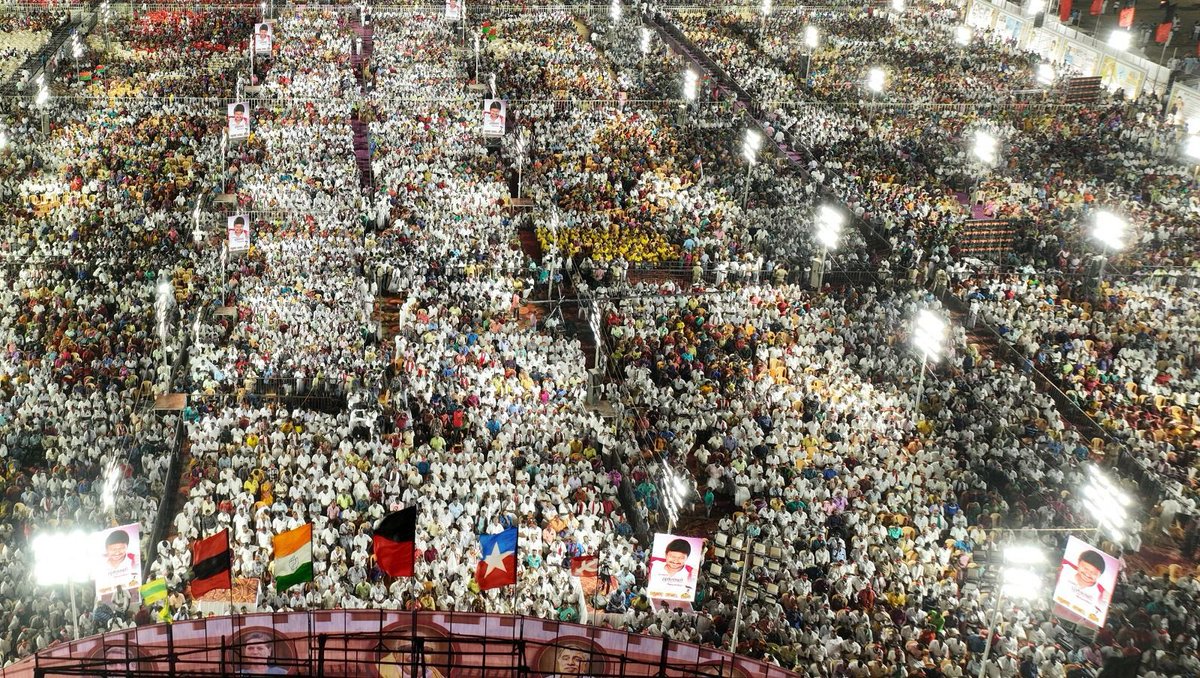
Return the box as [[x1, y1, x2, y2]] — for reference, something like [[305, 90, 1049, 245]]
[[5, 610, 802, 677]]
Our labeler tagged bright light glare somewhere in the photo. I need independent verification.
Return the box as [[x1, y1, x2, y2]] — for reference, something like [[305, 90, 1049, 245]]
[[640, 27, 652, 54], [1091, 210, 1127, 250], [891, 0, 905, 12], [1037, 63, 1055, 86], [1025, 0, 1046, 14], [1003, 545, 1046, 565], [683, 69, 698, 101], [804, 25, 819, 49], [866, 68, 886, 93], [743, 128, 763, 163], [1108, 30, 1132, 51], [610, 0, 621, 22], [972, 129, 999, 165], [912, 309, 946, 361], [815, 204, 845, 250], [1185, 136, 1200, 160], [1001, 567, 1043, 599], [761, 0, 772, 15], [33, 532, 92, 585], [36, 87, 49, 106], [955, 25, 972, 45]]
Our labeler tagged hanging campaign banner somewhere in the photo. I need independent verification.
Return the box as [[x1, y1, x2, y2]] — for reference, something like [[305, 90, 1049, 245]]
[[228, 102, 250, 140], [228, 215, 251, 252], [254, 23, 273, 54], [94, 524, 143, 603], [646, 534, 704, 610], [1052, 536, 1120, 629], [482, 98, 506, 137], [445, 0, 462, 21]]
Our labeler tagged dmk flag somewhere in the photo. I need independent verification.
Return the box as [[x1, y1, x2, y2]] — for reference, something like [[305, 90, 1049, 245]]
[[475, 527, 518, 591], [373, 507, 417, 577], [273, 523, 313, 592], [1156, 22, 1172, 43], [1090, 0, 1102, 15], [190, 530, 232, 598], [1059, 0, 1072, 22], [1118, 5, 1135, 27]]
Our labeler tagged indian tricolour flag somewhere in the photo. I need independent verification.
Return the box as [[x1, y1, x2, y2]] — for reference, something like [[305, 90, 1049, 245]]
[[272, 524, 313, 593]]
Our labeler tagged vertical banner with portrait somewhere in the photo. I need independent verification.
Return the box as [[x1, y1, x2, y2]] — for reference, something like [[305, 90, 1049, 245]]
[[253, 23, 273, 54], [646, 534, 704, 611], [445, 0, 462, 21], [94, 524, 143, 603], [482, 98, 506, 137], [228, 102, 251, 141], [227, 215, 251, 253], [1052, 536, 1120, 629]]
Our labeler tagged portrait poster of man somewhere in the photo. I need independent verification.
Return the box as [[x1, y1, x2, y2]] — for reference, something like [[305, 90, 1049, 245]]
[[646, 534, 704, 609], [254, 22, 273, 54], [1052, 536, 1120, 629], [533, 637, 609, 678], [228, 102, 251, 140], [228, 215, 251, 253], [93, 524, 142, 603], [482, 99, 506, 137]]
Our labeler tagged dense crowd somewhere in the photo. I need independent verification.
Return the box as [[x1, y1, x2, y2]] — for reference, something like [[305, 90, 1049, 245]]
[[0, 1, 1197, 676]]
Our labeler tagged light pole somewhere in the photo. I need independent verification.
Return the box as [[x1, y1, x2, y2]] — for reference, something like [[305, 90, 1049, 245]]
[[1081, 465, 1133, 543], [156, 277, 175, 384], [474, 33, 480, 81], [33, 531, 92, 640], [866, 67, 886, 119], [514, 128, 529, 199], [803, 25, 819, 83], [911, 309, 946, 418], [978, 545, 1045, 678], [640, 27, 652, 83], [1090, 209, 1126, 290], [741, 128, 762, 208], [812, 203, 844, 289]]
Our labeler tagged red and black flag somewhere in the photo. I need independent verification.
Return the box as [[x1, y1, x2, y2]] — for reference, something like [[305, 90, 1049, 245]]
[[190, 530, 232, 598], [1156, 3, 1176, 42], [1118, 0, 1135, 28], [1090, 0, 1102, 16], [1060, 0, 1072, 23], [373, 507, 416, 577]]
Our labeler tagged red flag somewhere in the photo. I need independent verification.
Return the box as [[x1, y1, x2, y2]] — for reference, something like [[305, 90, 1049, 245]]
[[1060, 0, 1072, 22], [570, 555, 599, 578], [1155, 22, 1172, 43], [373, 507, 416, 577], [1118, 6, 1134, 27], [1090, 0, 1102, 15], [190, 530, 232, 598]]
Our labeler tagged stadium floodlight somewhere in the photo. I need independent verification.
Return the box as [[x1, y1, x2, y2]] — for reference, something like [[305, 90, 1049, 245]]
[[683, 68, 698, 101], [1081, 466, 1133, 542], [955, 25, 972, 45], [1025, 0, 1046, 14], [1185, 135, 1200, 160], [978, 544, 1045, 678], [911, 309, 947, 416], [1091, 209, 1127, 252], [610, 0, 621, 22], [892, 0, 905, 12], [972, 129, 999, 166], [1036, 63, 1055, 86], [866, 67, 886, 93], [814, 204, 845, 251], [33, 530, 91, 639], [1108, 29, 1132, 51], [742, 128, 763, 164], [805, 25, 819, 49], [640, 27, 652, 54]]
